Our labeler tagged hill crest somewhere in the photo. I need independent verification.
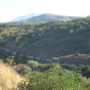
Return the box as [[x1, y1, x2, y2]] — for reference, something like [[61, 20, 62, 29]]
[[10, 13, 78, 24]]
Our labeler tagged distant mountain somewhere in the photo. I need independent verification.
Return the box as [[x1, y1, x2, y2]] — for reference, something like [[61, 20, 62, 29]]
[[10, 13, 78, 24], [13, 13, 40, 21]]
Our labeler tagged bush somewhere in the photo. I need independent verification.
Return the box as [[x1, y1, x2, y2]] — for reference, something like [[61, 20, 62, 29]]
[[27, 60, 39, 71], [16, 64, 31, 76], [16, 64, 84, 90]]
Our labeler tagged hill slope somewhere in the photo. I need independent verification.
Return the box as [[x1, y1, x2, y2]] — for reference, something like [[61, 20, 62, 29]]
[[0, 17, 90, 59]]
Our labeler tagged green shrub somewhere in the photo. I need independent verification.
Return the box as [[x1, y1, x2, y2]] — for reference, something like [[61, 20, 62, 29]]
[[18, 64, 31, 75], [16, 64, 84, 90]]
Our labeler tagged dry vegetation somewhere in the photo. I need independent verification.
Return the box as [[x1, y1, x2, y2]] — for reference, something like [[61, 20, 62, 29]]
[[0, 60, 22, 90]]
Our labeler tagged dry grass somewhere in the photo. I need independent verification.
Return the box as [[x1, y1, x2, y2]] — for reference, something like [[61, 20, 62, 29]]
[[0, 60, 22, 90]]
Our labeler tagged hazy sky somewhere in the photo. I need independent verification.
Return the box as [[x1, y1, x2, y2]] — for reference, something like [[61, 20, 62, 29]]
[[0, 0, 90, 22]]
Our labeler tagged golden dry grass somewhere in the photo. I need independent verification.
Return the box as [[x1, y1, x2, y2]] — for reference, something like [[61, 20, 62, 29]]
[[0, 60, 22, 90]]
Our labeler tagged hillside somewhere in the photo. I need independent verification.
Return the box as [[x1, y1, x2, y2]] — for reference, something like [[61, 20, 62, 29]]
[[9, 13, 77, 24], [0, 17, 90, 61]]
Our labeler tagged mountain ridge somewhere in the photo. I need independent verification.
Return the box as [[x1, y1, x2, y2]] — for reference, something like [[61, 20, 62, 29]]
[[9, 13, 78, 24], [13, 13, 40, 21]]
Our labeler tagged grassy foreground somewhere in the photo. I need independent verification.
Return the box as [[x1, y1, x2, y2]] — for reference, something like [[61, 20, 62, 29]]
[[0, 60, 22, 90]]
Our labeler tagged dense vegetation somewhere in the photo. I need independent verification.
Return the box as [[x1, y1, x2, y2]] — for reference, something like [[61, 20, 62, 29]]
[[0, 59, 90, 90], [14, 60, 90, 90], [0, 17, 90, 59]]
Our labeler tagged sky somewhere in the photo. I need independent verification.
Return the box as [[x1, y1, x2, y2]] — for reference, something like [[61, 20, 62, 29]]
[[0, 0, 90, 22]]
